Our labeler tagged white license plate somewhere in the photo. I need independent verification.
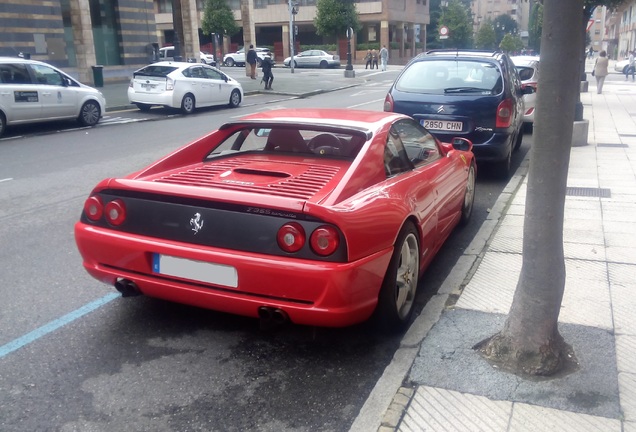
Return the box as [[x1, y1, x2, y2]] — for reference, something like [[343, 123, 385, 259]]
[[153, 254, 238, 288], [140, 83, 155, 90], [422, 119, 463, 131]]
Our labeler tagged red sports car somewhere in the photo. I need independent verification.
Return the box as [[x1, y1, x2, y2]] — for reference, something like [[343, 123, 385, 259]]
[[75, 109, 475, 330]]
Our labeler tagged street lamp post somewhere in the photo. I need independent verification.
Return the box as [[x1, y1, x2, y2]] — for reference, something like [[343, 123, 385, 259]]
[[289, 1, 298, 74]]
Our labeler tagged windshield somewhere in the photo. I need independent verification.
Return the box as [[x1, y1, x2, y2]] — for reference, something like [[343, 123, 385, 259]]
[[395, 60, 503, 95]]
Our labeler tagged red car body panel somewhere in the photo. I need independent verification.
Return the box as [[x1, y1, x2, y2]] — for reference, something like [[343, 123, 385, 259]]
[[75, 108, 475, 327]]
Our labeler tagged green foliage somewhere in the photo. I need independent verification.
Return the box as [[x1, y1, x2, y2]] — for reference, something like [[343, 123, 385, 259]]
[[528, 3, 543, 52], [475, 21, 496, 50], [314, 0, 361, 38], [493, 14, 518, 45], [438, 0, 473, 49], [201, 0, 239, 36], [355, 42, 381, 51], [300, 44, 338, 52], [499, 33, 524, 53]]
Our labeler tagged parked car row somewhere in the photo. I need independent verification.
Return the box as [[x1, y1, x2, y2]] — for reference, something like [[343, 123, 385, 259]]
[[283, 50, 341, 69], [223, 47, 274, 67], [158, 46, 216, 66]]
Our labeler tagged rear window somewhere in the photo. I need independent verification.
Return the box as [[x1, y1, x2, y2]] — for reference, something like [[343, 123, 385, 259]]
[[134, 65, 178, 77], [395, 60, 503, 95], [206, 127, 366, 160]]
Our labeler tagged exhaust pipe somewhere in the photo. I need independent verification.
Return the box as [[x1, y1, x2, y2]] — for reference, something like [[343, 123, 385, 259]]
[[114, 278, 141, 297], [258, 306, 289, 330]]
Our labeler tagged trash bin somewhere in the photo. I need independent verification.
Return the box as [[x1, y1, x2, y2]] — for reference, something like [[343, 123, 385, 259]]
[[91, 65, 104, 88]]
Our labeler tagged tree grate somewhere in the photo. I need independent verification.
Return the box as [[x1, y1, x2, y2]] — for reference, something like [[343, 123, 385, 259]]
[[566, 187, 611, 198], [597, 143, 628, 148]]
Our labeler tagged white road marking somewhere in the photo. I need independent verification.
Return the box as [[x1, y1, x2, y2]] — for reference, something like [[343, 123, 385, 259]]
[[0, 178, 14, 183], [347, 98, 385, 109]]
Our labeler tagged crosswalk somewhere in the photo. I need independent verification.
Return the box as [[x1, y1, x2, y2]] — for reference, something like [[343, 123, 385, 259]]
[[99, 115, 149, 125]]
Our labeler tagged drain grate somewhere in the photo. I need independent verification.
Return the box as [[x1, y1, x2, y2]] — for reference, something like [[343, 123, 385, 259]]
[[597, 143, 629, 148], [566, 187, 611, 198]]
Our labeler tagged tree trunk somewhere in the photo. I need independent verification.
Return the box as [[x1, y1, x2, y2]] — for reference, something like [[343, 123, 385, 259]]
[[476, 0, 583, 377]]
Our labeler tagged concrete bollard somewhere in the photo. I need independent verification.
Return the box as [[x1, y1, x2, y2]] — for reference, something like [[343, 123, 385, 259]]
[[572, 120, 589, 147], [580, 80, 589, 93]]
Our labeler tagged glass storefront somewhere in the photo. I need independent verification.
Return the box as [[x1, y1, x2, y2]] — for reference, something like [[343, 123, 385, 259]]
[[89, 0, 123, 65]]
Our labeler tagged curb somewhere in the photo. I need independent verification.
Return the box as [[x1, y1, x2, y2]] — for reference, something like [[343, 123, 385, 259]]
[[348, 153, 531, 432]]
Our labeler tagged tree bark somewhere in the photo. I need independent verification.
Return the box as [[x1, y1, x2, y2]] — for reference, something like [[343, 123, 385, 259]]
[[476, 0, 583, 377]]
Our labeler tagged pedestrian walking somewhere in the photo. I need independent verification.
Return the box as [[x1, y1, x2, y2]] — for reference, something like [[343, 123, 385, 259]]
[[246, 44, 257, 79], [371, 49, 379, 69], [261, 56, 274, 90], [593, 50, 609, 94], [379, 45, 389, 71], [364, 49, 372, 69], [626, 50, 635, 82]]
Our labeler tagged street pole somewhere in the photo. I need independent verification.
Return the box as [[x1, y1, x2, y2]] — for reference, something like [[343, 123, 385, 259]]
[[289, 0, 296, 74], [345, 27, 355, 78]]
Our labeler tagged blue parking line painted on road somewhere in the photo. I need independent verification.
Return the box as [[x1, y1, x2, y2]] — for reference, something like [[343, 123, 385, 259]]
[[0, 293, 119, 359]]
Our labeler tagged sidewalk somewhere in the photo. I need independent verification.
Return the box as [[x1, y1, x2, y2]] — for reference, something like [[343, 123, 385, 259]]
[[350, 63, 636, 431], [97, 65, 378, 112]]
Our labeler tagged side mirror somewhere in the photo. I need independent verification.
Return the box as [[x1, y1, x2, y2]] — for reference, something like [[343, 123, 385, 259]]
[[452, 137, 472, 152]]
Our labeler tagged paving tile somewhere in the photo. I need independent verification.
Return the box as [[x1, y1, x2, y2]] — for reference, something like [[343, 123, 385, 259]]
[[625, 421, 636, 432], [563, 241, 607, 261], [608, 262, 636, 287], [509, 402, 621, 431], [563, 227, 605, 245], [607, 246, 636, 264], [560, 277, 612, 330], [616, 335, 636, 374], [604, 221, 636, 234], [456, 251, 519, 314], [398, 386, 511, 432], [605, 231, 636, 248], [619, 373, 636, 422], [610, 284, 636, 335]]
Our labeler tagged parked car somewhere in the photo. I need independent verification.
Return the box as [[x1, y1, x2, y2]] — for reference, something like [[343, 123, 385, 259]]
[[384, 49, 531, 178], [223, 47, 273, 67], [0, 56, 105, 137], [74, 108, 476, 331], [158, 46, 216, 66], [615, 57, 630, 73], [283, 50, 341, 69], [127, 62, 242, 114], [511, 56, 539, 131]]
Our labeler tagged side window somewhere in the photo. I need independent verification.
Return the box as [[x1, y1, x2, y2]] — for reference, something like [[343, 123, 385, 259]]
[[0, 63, 32, 84], [29, 64, 63, 86], [203, 67, 224, 80], [384, 127, 412, 177], [395, 119, 441, 167]]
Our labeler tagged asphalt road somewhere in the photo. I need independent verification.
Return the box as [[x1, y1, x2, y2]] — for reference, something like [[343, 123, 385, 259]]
[[0, 72, 532, 431]]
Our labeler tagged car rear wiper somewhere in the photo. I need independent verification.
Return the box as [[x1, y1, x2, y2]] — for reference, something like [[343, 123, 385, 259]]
[[444, 87, 487, 93]]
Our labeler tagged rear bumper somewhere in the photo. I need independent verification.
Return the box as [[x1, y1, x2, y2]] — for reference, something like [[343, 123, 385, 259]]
[[470, 131, 515, 163], [75, 223, 392, 327], [127, 88, 176, 108]]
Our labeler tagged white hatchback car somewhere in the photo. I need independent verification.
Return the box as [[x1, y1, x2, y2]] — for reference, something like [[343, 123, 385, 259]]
[[128, 62, 243, 114], [158, 46, 216, 66], [0, 57, 105, 137]]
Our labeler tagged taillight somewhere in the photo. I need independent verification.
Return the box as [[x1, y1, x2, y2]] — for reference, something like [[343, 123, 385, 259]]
[[104, 199, 127, 226], [496, 98, 513, 128], [277, 223, 306, 253], [383, 93, 394, 112], [166, 77, 175, 91], [310, 226, 339, 256], [84, 196, 103, 221], [128, 78, 133, 88]]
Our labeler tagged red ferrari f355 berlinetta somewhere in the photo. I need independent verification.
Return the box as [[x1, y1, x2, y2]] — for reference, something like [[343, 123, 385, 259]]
[[75, 109, 476, 331]]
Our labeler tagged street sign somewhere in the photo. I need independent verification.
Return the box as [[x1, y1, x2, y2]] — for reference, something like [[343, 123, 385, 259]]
[[587, 19, 594, 32], [346, 27, 354, 39], [439, 26, 449, 40]]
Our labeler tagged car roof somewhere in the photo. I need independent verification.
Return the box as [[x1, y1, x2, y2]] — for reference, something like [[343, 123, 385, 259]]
[[511, 56, 540, 65], [0, 56, 55, 66], [424, 49, 504, 59]]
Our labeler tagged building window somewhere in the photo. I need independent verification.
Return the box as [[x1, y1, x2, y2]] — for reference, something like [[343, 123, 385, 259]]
[[89, 0, 122, 65], [158, 0, 172, 13]]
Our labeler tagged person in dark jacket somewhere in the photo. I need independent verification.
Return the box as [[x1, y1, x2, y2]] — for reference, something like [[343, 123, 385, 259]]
[[261, 56, 274, 90], [246, 45, 257, 79]]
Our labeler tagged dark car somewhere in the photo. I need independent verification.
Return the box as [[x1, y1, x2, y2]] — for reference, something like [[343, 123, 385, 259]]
[[384, 49, 530, 178]]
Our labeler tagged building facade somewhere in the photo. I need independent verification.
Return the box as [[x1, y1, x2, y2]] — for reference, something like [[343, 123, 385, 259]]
[[0, 0, 429, 84], [470, 0, 534, 45]]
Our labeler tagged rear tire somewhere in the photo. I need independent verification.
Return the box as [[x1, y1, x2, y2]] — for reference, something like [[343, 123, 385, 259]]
[[0, 112, 6, 137], [78, 100, 101, 126], [513, 128, 523, 151], [228, 89, 241, 108], [374, 222, 420, 332], [494, 145, 512, 179], [181, 94, 195, 114], [226, 58, 235, 67]]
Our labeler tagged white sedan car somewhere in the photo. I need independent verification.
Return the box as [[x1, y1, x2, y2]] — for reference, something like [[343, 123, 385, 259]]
[[511, 56, 539, 130], [615, 58, 630, 74], [127, 62, 243, 114]]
